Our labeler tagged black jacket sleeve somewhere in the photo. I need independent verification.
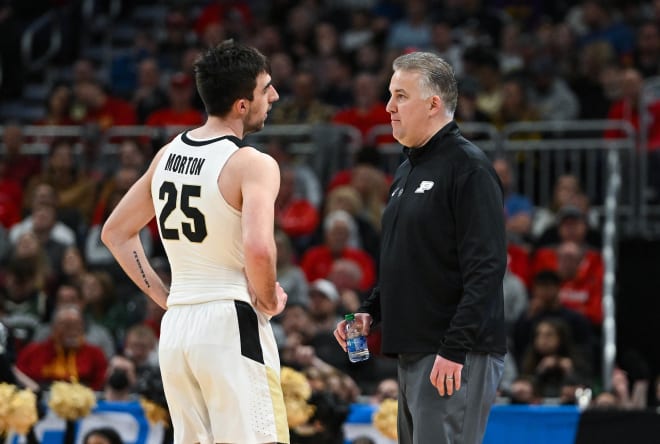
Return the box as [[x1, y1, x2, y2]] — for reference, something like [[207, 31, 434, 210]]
[[358, 286, 381, 326], [438, 165, 507, 364]]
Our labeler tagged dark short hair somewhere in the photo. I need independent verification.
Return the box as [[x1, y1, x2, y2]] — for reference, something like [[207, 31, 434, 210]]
[[83, 427, 123, 444], [533, 269, 561, 287], [194, 40, 269, 117]]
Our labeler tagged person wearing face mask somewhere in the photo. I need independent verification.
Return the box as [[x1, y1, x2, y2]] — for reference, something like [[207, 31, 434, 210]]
[[102, 355, 138, 401], [15, 304, 107, 390]]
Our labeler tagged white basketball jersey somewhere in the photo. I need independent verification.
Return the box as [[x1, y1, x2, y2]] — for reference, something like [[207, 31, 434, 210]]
[[151, 132, 251, 306]]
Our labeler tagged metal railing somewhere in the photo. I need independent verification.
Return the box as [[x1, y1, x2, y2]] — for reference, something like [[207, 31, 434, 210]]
[[20, 11, 62, 72]]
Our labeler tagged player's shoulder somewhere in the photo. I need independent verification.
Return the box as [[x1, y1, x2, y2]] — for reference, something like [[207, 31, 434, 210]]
[[232, 145, 279, 171]]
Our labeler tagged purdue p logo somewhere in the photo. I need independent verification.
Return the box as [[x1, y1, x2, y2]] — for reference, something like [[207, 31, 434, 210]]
[[414, 180, 435, 194]]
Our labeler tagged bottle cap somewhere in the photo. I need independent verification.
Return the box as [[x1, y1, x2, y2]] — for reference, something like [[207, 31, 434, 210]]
[[344, 313, 355, 321]]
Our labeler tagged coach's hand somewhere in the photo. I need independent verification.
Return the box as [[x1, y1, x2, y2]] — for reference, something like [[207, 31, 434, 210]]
[[430, 355, 463, 397], [333, 312, 372, 352]]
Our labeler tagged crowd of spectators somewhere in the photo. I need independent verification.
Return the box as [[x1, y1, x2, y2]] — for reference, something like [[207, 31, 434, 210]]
[[2, 0, 660, 442]]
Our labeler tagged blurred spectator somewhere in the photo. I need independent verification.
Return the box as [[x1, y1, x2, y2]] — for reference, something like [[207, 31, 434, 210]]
[[33, 283, 115, 359], [385, 0, 431, 51], [82, 427, 124, 444], [632, 21, 660, 78], [314, 22, 341, 58], [117, 138, 149, 173], [575, 0, 635, 60], [0, 156, 22, 229], [498, 22, 524, 75], [16, 304, 107, 390], [80, 271, 132, 345], [370, 377, 399, 404], [555, 240, 604, 326], [36, 82, 75, 126], [110, 30, 158, 99], [323, 185, 380, 263], [512, 270, 593, 367], [25, 139, 96, 224], [332, 72, 392, 145], [340, 9, 374, 53], [73, 80, 138, 129], [327, 259, 365, 316], [275, 165, 320, 246], [281, 5, 316, 64], [474, 48, 504, 119], [132, 58, 169, 124], [319, 55, 355, 110], [429, 19, 464, 77], [520, 318, 591, 398], [454, 77, 492, 136], [507, 375, 539, 404], [72, 58, 99, 85], [502, 266, 528, 333], [493, 156, 534, 244], [1, 257, 49, 353], [532, 174, 583, 239], [268, 52, 295, 100], [568, 41, 615, 120], [10, 204, 72, 276], [308, 278, 342, 333], [194, 0, 252, 42], [102, 355, 138, 401], [527, 55, 580, 121], [604, 66, 660, 200], [591, 366, 649, 410], [122, 323, 159, 380], [491, 75, 539, 129], [57, 246, 88, 294], [275, 229, 309, 307], [534, 201, 602, 250], [14, 182, 77, 247], [158, 7, 197, 72], [266, 138, 322, 208], [270, 71, 334, 124], [146, 72, 205, 128], [9, 230, 55, 294], [301, 210, 376, 292], [0, 123, 41, 186]]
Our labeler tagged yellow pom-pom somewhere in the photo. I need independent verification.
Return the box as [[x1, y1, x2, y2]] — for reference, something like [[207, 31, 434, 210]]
[[6, 389, 38, 436], [280, 367, 315, 429], [48, 381, 97, 420], [373, 398, 398, 440], [139, 397, 170, 428], [0, 383, 17, 433]]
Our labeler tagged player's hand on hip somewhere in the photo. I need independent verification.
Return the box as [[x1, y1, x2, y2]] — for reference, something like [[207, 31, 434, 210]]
[[430, 354, 463, 397]]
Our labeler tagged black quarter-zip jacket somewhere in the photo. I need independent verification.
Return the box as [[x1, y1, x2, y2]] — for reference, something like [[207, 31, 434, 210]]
[[359, 121, 507, 364]]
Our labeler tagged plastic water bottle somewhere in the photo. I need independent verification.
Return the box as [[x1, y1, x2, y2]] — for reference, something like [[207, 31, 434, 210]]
[[345, 313, 370, 362]]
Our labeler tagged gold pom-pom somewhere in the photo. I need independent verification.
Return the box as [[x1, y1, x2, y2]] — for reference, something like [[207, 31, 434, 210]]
[[0, 383, 17, 433], [280, 367, 315, 428], [48, 381, 97, 420], [139, 397, 170, 428], [6, 389, 38, 436], [373, 398, 398, 440]]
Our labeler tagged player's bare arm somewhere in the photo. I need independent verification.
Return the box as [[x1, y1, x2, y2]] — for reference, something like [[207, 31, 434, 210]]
[[102, 148, 170, 309], [237, 147, 287, 316]]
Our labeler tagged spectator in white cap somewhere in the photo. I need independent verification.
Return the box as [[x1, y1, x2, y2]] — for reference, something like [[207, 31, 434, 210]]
[[309, 278, 342, 333]]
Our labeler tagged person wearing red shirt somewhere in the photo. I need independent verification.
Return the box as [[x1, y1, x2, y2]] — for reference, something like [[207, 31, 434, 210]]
[[74, 80, 137, 130], [531, 240, 603, 326], [276, 166, 319, 239], [146, 72, 205, 128], [301, 209, 376, 292], [332, 72, 394, 145], [1, 123, 41, 186], [17, 305, 108, 390]]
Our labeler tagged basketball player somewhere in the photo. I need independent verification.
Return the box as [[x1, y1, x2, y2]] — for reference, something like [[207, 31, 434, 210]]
[[102, 41, 289, 444]]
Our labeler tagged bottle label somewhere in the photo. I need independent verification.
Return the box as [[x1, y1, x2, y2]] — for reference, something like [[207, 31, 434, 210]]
[[347, 335, 368, 354]]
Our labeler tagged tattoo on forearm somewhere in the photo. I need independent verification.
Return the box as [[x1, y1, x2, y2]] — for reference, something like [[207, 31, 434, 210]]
[[133, 250, 151, 288]]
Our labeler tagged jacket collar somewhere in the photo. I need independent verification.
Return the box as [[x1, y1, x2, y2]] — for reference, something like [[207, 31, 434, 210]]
[[404, 121, 459, 166]]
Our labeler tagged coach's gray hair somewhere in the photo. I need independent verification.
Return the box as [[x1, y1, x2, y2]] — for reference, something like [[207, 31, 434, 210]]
[[392, 52, 457, 117]]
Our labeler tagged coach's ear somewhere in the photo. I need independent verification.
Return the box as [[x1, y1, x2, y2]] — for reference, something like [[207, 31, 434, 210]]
[[429, 95, 443, 116]]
